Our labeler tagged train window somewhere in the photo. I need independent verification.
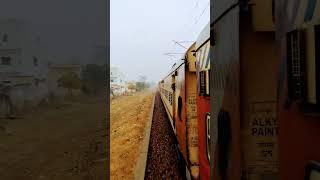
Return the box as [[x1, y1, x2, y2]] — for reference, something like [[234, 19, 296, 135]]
[[286, 24, 320, 112], [199, 71, 210, 96], [200, 71, 206, 95], [171, 83, 176, 91], [287, 30, 304, 100], [178, 96, 182, 120]]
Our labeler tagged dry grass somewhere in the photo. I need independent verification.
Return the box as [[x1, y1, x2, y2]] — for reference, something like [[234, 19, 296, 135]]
[[110, 91, 154, 180]]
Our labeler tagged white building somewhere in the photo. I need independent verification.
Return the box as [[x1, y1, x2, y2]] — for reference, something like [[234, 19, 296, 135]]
[[0, 18, 48, 113], [110, 67, 127, 96]]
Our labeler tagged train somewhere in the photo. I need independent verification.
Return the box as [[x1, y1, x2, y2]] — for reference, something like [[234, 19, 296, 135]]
[[158, 22, 210, 179], [158, 0, 320, 179]]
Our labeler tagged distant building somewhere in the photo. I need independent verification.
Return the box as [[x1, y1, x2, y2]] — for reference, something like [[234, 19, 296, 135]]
[[47, 63, 82, 97], [110, 67, 127, 96], [0, 18, 48, 114]]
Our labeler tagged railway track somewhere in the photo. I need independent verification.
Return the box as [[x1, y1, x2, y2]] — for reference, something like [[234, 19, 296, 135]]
[[144, 92, 186, 179]]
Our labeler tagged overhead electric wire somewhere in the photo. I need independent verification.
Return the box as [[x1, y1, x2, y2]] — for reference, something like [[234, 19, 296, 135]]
[[163, 52, 185, 55], [172, 40, 188, 49], [164, 0, 209, 60], [176, 41, 194, 43], [194, 1, 210, 25], [178, 0, 210, 39], [176, 0, 209, 38]]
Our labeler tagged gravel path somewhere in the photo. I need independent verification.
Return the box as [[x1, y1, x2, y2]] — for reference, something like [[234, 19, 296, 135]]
[[145, 92, 186, 179]]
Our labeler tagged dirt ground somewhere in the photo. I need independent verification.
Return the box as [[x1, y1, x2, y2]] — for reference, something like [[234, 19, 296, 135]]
[[110, 91, 154, 180], [0, 95, 107, 180]]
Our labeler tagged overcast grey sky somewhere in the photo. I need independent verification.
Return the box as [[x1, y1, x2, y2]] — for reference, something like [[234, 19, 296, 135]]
[[111, 0, 209, 82], [0, 0, 106, 65]]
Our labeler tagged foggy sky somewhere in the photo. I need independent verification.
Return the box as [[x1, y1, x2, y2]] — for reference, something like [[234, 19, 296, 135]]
[[0, 0, 107, 65], [111, 0, 209, 82]]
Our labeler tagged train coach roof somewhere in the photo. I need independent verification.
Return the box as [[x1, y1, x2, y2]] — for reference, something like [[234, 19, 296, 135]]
[[277, 0, 320, 38], [167, 42, 197, 72], [195, 22, 210, 50]]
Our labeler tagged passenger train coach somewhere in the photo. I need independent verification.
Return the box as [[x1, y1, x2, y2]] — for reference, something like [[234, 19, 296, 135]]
[[158, 23, 210, 179]]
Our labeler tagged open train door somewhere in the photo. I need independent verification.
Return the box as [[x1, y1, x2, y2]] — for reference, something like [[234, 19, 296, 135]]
[[172, 72, 176, 131]]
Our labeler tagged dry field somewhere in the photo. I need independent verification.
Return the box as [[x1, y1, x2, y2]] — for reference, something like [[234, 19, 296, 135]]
[[0, 95, 107, 180], [110, 91, 154, 180]]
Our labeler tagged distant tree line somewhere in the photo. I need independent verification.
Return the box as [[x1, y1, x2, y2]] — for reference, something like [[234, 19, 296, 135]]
[[135, 75, 151, 92], [136, 82, 150, 91]]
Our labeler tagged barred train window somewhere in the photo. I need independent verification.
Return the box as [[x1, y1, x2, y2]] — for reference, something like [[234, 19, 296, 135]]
[[287, 30, 303, 100], [199, 70, 210, 96], [287, 24, 320, 108]]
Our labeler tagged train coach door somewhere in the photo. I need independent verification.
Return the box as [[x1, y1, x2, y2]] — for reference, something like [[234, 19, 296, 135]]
[[172, 73, 176, 131]]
